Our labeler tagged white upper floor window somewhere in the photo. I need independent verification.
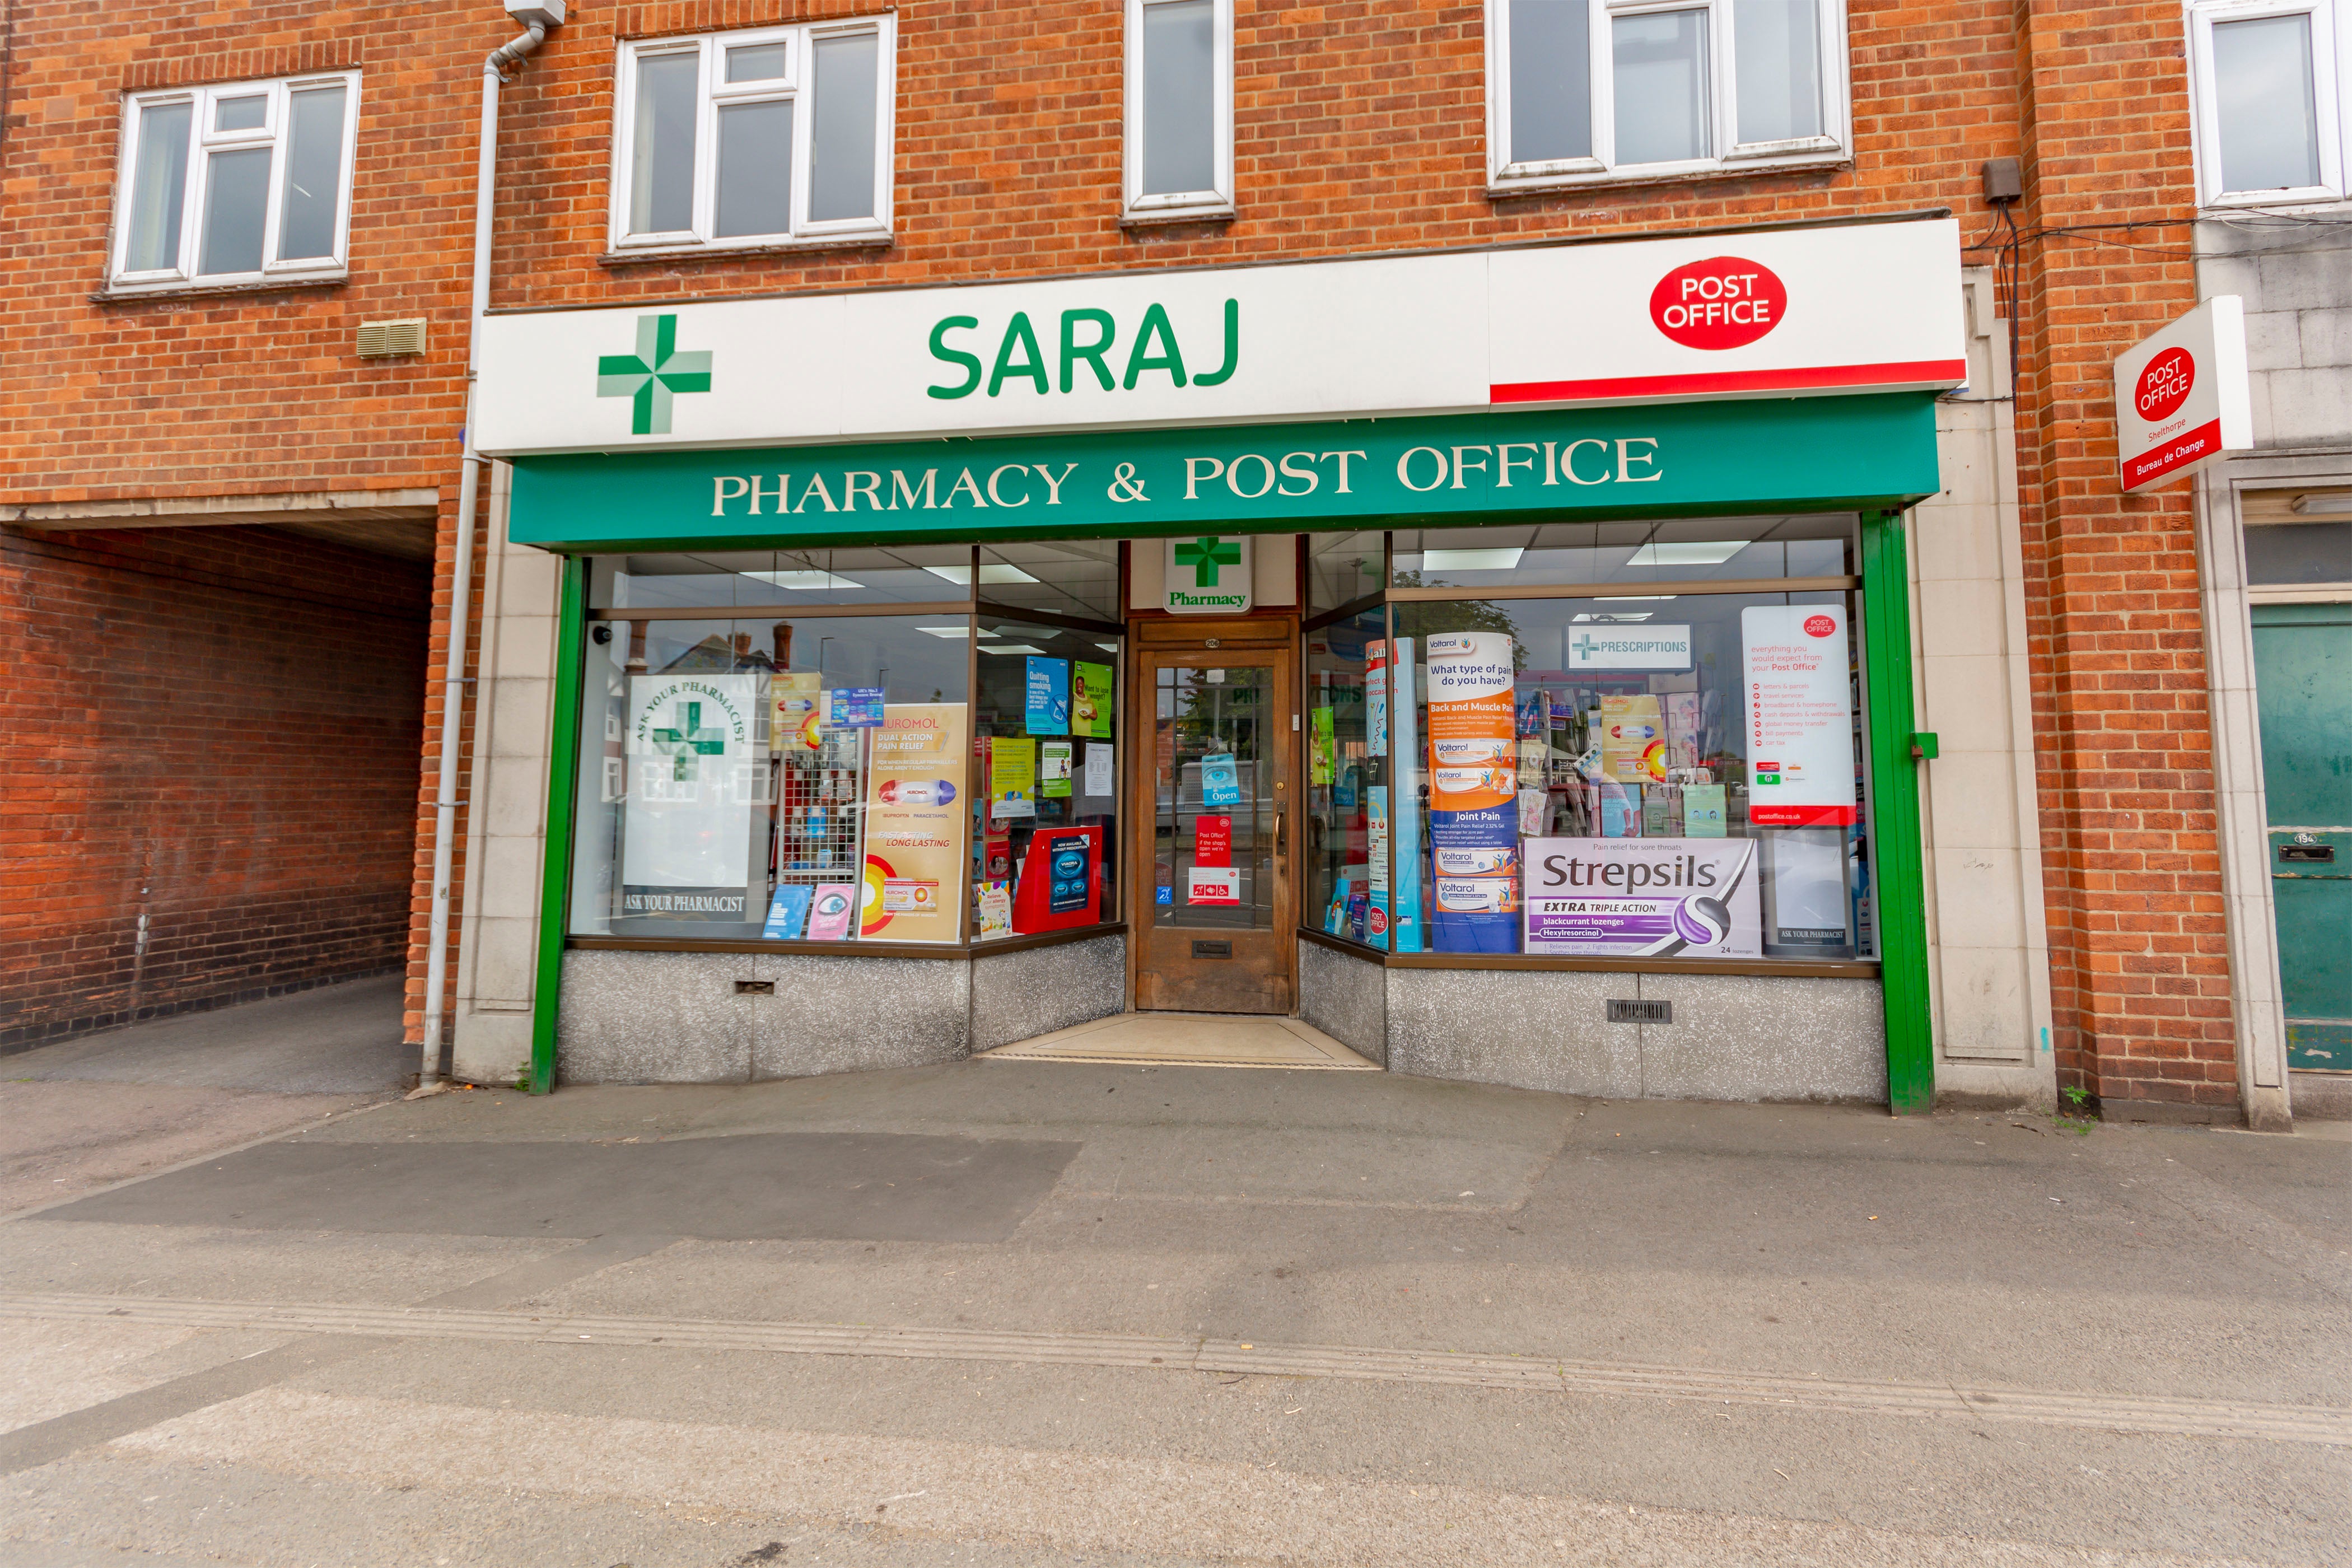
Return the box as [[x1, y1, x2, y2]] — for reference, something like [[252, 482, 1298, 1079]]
[[1486, 0, 1848, 190], [2189, 0, 2348, 204], [109, 72, 359, 291], [612, 17, 895, 252], [1124, 0, 1234, 218]]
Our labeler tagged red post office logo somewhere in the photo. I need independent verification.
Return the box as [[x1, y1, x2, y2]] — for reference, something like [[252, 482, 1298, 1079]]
[[1650, 256, 1788, 350], [1803, 613, 1837, 637], [2135, 346, 2195, 423]]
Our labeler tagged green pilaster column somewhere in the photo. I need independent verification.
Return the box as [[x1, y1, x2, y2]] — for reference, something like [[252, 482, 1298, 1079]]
[[1860, 510, 1934, 1113], [530, 556, 589, 1096]]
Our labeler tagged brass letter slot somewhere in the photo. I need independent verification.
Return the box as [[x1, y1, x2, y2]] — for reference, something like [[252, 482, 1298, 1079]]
[[1191, 940, 1234, 959], [2279, 844, 2335, 863], [735, 979, 776, 995]]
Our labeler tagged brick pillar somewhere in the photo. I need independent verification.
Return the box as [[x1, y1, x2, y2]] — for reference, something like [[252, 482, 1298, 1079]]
[[2014, 0, 2238, 1119]]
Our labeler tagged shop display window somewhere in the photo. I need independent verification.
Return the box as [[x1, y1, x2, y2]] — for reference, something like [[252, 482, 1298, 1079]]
[[569, 613, 972, 946], [970, 619, 1124, 941], [1388, 590, 1871, 961], [1308, 531, 1385, 612], [590, 546, 977, 610], [1391, 516, 1855, 591], [976, 540, 1123, 622], [1305, 610, 1382, 946]]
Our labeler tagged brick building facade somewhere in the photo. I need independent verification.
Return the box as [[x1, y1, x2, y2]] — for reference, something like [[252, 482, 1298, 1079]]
[[3, 0, 2323, 1126]]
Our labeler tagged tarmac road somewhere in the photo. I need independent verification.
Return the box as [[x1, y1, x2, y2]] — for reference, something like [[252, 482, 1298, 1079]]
[[1, 997, 2347, 1566]]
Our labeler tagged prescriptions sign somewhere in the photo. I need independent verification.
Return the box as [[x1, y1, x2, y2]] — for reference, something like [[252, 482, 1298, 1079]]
[[2113, 298, 2251, 492]]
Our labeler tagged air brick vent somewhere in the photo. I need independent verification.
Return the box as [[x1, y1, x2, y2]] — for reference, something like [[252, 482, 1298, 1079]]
[[356, 319, 427, 358]]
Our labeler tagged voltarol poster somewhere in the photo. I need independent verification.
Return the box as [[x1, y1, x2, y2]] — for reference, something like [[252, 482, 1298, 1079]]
[[860, 702, 968, 942], [1366, 638, 1424, 950], [623, 674, 761, 919], [1740, 605, 1856, 827], [1424, 631, 1518, 951], [1523, 838, 1761, 957]]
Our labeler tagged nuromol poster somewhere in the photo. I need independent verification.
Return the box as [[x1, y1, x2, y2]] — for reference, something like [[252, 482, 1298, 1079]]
[[860, 703, 968, 942], [1423, 632, 1517, 951]]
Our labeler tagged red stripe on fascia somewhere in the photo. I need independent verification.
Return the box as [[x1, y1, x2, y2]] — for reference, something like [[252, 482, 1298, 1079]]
[[1489, 360, 1971, 405]]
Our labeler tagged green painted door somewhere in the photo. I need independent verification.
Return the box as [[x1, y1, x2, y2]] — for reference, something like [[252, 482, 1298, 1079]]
[[2252, 603, 2352, 1075]]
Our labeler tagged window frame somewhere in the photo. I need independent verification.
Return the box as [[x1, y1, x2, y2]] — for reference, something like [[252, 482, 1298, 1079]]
[[1484, 0, 1850, 193], [1122, 0, 1236, 221], [608, 15, 897, 256], [108, 71, 361, 293], [2186, 0, 2349, 207]]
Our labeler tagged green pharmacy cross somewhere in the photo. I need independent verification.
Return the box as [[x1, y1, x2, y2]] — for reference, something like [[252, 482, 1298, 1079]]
[[1572, 633, 1597, 660], [1174, 535, 1242, 587], [598, 314, 713, 436], [649, 701, 727, 781]]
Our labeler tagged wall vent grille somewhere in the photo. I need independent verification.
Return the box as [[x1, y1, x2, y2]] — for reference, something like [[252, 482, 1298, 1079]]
[[356, 319, 427, 358]]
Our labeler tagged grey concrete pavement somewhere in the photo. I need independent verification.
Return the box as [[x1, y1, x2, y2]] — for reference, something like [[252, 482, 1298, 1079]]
[[0, 1057, 2346, 1565], [0, 977, 408, 1216]]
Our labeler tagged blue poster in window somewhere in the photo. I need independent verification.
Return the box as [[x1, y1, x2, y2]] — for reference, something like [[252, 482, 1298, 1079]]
[[762, 884, 813, 940], [1199, 752, 1241, 808], [828, 687, 884, 728], [1024, 657, 1071, 735], [1044, 832, 1092, 914]]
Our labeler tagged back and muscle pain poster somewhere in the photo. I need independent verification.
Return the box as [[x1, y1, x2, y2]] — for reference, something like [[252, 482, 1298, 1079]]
[[623, 675, 762, 918], [1424, 632, 1519, 951]]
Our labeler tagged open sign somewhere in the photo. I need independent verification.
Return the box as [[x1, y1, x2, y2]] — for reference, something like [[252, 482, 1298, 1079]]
[[1649, 256, 1788, 350]]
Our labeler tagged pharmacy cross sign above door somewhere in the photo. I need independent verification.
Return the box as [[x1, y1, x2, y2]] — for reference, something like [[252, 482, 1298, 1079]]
[[597, 314, 714, 436], [1165, 535, 1253, 613]]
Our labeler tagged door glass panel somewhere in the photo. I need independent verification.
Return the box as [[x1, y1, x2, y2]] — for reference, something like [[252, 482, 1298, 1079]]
[[1154, 662, 1273, 931]]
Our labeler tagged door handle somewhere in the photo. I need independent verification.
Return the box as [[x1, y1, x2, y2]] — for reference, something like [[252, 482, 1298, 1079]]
[[1275, 805, 1287, 858]]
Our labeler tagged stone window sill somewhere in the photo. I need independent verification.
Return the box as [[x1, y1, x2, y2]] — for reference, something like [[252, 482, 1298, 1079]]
[[92, 272, 349, 304], [598, 235, 894, 267]]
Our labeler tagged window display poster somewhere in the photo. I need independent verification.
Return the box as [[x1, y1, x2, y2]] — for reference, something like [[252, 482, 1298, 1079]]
[[990, 736, 1038, 819], [1325, 874, 1352, 935], [1074, 661, 1114, 739], [1194, 814, 1232, 867], [1013, 825, 1100, 929], [1523, 838, 1762, 958], [806, 883, 858, 941], [1740, 605, 1858, 826], [1040, 740, 1073, 797], [1425, 632, 1519, 951], [1385, 640, 1424, 951], [1083, 742, 1114, 799], [859, 702, 969, 941], [772, 671, 823, 754], [1602, 694, 1667, 783], [762, 883, 813, 939], [828, 686, 884, 729], [1366, 642, 1392, 758], [1311, 706, 1335, 786], [623, 674, 760, 918], [977, 880, 1013, 938], [1025, 657, 1071, 735], [1683, 783, 1729, 837], [1200, 752, 1242, 808]]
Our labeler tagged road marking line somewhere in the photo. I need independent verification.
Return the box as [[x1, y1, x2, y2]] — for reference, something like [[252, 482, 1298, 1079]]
[[4, 1291, 2344, 1446]]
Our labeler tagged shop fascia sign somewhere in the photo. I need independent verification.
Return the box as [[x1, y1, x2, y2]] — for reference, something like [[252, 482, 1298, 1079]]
[[2113, 298, 2252, 492], [507, 394, 1945, 548], [475, 218, 1965, 456]]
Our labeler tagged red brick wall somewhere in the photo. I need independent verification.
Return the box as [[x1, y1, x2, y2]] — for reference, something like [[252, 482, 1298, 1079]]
[[0, 524, 430, 1049], [2008, 0, 2228, 1116]]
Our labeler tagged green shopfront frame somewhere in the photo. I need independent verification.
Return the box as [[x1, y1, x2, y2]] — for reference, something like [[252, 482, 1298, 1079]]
[[513, 393, 1943, 1110]]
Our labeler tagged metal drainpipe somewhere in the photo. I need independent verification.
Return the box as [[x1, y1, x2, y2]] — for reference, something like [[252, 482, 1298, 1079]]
[[419, 9, 556, 1088]]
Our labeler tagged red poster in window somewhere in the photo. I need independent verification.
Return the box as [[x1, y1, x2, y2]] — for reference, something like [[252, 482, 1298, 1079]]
[[1194, 814, 1232, 868]]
